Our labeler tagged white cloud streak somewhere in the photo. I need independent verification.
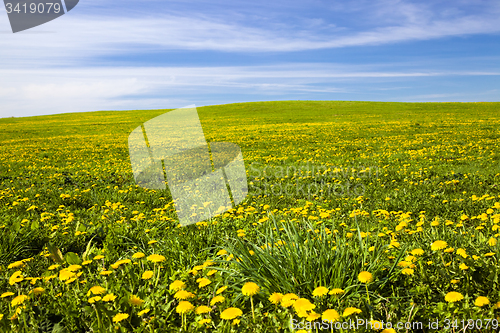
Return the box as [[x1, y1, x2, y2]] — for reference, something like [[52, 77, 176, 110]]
[[1, 64, 499, 117], [1, 1, 500, 67], [1, 0, 499, 117]]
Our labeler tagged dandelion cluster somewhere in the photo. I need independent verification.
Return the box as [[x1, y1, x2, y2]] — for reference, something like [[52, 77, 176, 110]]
[[0, 101, 499, 331]]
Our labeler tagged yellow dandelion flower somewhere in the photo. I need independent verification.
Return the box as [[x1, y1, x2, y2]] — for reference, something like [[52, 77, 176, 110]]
[[132, 252, 145, 259], [312, 286, 329, 297], [176, 301, 194, 314], [129, 295, 144, 306], [241, 282, 260, 296], [445, 292, 464, 303], [281, 293, 299, 308], [456, 248, 468, 258], [43, 274, 57, 282], [293, 298, 315, 314], [369, 320, 384, 330], [169, 280, 185, 291], [7, 261, 24, 269], [381, 329, 397, 333], [220, 307, 243, 320], [329, 288, 345, 295], [48, 264, 60, 271], [87, 286, 106, 296], [322, 309, 340, 323], [202, 260, 215, 267], [198, 318, 211, 325], [146, 254, 165, 263], [102, 294, 117, 302], [216, 249, 228, 256], [306, 311, 321, 321], [269, 293, 283, 304], [389, 241, 400, 248], [174, 290, 195, 300], [405, 255, 417, 263], [358, 271, 373, 283], [138, 308, 150, 316], [99, 270, 112, 276], [398, 261, 410, 268], [411, 248, 424, 256], [148, 240, 157, 245], [66, 265, 82, 272], [431, 240, 447, 251], [93, 255, 104, 260], [11, 295, 28, 307], [59, 270, 75, 281], [402, 268, 414, 275], [112, 313, 129, 323], [195, 305, 211, 314], [111, 259, 131, 269], [9, 271, 24, 285], [210, 295, 225, 306], [82, 260, 92, 265], [474, 296, 490, 307], [142, 271, 154, 280], [343, 307, 362, 317], [216, 286, 228, 294], [65, 277, 78, 285], [459, 263, 469, 270], [88, 296, 101, 304], [197, 277, 212, 288], [1, 292, 14, 298], [30, 288, 45, 295], [488, 238, 497, 246]]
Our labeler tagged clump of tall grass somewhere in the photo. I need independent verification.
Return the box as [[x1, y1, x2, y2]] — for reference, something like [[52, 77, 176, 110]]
[[221, 216, 405, 301]]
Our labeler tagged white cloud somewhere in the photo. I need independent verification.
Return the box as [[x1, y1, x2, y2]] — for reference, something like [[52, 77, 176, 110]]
[[1, 1, 500, 67], [1, 64, 499, 117], [1, 0, 499, 117]]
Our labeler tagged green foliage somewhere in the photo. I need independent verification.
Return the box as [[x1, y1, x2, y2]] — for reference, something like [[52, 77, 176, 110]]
[[0, 101, 499, 331]]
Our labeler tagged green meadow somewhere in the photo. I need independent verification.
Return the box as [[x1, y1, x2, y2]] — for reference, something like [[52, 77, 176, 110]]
[[0, 101, 499, 332]]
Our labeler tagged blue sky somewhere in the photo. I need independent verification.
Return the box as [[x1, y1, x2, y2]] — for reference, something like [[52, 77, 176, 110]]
[[1, 0, 500, 117]]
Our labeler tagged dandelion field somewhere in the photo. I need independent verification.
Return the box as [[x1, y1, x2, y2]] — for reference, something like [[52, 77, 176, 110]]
[[1, 101, 500, 332]]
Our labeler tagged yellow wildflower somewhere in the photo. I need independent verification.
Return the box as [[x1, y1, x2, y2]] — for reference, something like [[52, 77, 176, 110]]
[[358, 271, 373, 283], [129, 295, 144, 306], [220, 307, 243, 320], [241, 282, 260, 296], [312, 286, 329, 297], [176, 301, 194, 314], [112, 313, 129, 323], [445, 292, 464, 303]]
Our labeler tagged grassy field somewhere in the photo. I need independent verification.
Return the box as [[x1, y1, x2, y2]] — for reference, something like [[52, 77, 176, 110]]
[[0, 101, 500, 332]]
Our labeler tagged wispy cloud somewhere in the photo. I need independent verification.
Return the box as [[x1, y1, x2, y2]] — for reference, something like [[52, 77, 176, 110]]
[[2, 1, 500, 67], [1, 64, 499, 117], [1, 0, 499, 116]]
